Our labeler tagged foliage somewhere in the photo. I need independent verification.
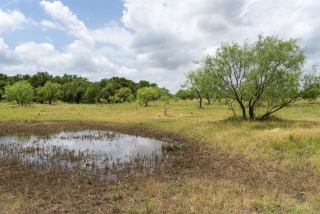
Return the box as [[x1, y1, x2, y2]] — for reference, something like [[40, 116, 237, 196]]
[[37, 81, 62, 104], [136, 87, 159, 107], [0, 73, 10, 99], [182, 65, 220, 108], [114, 87, 134, 103], [4, 80, 34, 106], [137, 80, 158, 89], [61, 78, 89, 104], [175, 89, 197, 100], [300, 71, 320, 101], [30, 71, 53, 88], [1, 71, 161, 105], [83, 82, 100, 103], [202, 35, 317, 120]]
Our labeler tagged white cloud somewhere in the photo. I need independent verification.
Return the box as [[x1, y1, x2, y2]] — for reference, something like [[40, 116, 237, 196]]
[[39, 0, 95, 47], [40, 20, 64, 31], [91, 21, 133, 47], [2, 0, 320, 93], [0, 38, 20, 64], [0, 8, 27, 33]]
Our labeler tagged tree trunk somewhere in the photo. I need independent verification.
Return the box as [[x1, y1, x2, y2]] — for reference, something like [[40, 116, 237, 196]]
[[240, 103, 247, 119], [249, 107, 254, 120]]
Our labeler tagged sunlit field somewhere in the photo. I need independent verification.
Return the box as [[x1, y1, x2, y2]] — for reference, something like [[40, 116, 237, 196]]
[[1, 100, 320, 213]]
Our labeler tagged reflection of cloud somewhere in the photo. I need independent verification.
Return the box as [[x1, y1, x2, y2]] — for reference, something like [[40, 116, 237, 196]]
[[0, 130, 165, 176]]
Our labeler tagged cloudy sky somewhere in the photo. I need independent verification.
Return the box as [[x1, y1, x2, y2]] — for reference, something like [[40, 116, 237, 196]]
[[0, 0, 320, 92]]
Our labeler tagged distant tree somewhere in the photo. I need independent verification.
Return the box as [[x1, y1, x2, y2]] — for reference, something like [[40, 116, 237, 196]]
[[61, 77, 89, 103], [100, 87, 111, 103], [136, 87, 159, 107], [83, 83, 100, 103], [137, 80, 158, 89], [4, 80, 34, 106], [157, 87, 171, 98], [52, 74, 78, 85], [182, 66, 219, 108], [108, 95, 119, 105], [110, 76, 137, 94], [9, 74, 25, 84], [175, 89, 196, 100], [114, 87, 133, 103], [0, 73, 10, 99], [30, 71, 53, 88], [36, 81, 62, 104], [100, 82, 121, 103], [300, 73, 320, 101]]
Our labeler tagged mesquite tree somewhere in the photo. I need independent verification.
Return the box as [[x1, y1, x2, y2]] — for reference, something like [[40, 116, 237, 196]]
[[203, 35, 317, 120]]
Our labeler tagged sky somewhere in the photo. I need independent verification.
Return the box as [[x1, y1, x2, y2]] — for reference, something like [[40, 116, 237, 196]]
[[0, 0, 320, 93]]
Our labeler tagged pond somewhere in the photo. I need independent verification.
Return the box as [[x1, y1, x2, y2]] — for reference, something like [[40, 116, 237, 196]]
[[0, 130, 172, 181]]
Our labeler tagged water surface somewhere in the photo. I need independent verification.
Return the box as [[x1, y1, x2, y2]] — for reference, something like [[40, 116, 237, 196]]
[[0, 130, 169, 181]]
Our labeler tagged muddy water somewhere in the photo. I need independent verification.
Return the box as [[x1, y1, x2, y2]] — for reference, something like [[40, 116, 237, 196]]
[[0, 130, 169, 181]]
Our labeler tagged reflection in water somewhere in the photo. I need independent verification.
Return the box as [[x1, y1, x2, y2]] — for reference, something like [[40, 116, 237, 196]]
[[0, 130, 170, 181]]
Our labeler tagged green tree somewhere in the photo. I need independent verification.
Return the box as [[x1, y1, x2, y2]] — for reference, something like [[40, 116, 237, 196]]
[[0, 73, 10, 98], [300, 72, 320, 101], [175, 89, 197, 100], [136, 87, 159, 107], [4, 80, 34, 106], [114, 87, 133, 103], [37, 81, 62, 104], [137, 80, 158, 89], [30, 71, 53, 88], [182, 66, 219, 108], [61, 78, 89, 104], [205, 35, 317, 120], [83, 82, 100, 103]]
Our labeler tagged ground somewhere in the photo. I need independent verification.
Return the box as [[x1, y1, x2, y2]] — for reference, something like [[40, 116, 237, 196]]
[[0, 101, 320, 213]]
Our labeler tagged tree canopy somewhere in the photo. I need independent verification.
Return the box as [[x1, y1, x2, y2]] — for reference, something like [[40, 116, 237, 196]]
[[186, 35, 319, 120], [5, 80, 34, 106], [136, 87, 159, 107]]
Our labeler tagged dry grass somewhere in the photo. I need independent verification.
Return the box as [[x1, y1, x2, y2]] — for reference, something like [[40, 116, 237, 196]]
[[0, 100, 320, 213]]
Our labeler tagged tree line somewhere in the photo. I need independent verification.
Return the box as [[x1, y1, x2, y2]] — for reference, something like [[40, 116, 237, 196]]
[[0, 72, 172, 106]]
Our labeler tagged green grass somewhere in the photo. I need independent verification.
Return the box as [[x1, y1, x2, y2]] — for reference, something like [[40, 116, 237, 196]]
[[1, 99, 320, 213]]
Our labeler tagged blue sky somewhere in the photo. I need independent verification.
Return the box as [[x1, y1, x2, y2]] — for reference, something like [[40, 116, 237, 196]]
[[1, 0, 320, 92]]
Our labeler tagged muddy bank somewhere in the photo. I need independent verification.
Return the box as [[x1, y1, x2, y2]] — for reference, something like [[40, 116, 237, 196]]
[[0, 121, 316, 213]]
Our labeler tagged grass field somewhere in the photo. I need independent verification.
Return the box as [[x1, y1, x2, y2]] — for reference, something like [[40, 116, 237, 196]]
[[0, 100, 320, 213]]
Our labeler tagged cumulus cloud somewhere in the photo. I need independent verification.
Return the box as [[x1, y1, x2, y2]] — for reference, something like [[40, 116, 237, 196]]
[[0, 38, 20, 64], [122, 0, 320, 77], [39, 0, 95, 47], [2, 0, 320, 93], [0, 8, 27, 33], [91, 21, 132, 48]]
